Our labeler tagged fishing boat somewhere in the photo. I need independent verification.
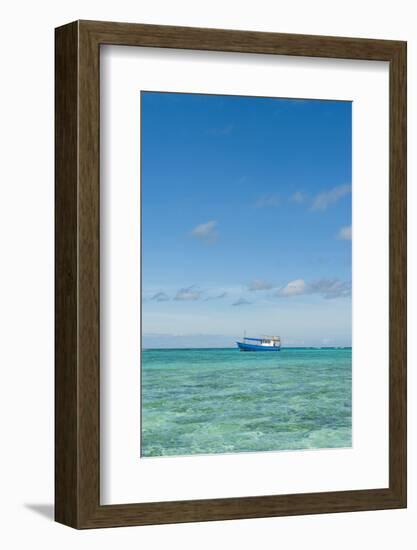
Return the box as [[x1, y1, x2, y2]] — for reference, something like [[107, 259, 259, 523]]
[[236, 335, 281, 352]]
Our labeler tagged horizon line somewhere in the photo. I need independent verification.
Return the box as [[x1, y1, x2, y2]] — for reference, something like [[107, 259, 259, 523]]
[[142, 345, 352, 350]]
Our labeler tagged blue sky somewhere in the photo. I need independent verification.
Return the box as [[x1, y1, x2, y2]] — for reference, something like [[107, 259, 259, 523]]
[[141, 92, 352, 347]]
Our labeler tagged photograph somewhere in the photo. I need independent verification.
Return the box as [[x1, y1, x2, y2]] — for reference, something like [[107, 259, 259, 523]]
[[141, 91, 352, 458], [3, 4, 403, 537]]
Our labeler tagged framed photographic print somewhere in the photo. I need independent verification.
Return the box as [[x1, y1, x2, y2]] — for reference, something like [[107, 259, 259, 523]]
[[55, 20, 406, 528]]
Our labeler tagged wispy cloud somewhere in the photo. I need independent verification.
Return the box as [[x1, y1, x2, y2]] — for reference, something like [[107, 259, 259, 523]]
[[337, 225, 352, 240], [255, 194, 280, 208], [174, 285, 202, 301], [276, 278, 351, 299], [205, 292, 228, 301], [151, 291, 170, 302], [311, 184, 351, 211], [248, 279, 273, 291], [207, 124, 234, 136], [191, 220, 218, 244], [290, 191, 307, 204], [308, 279, 351, 299], [232, 298, 251, 306]]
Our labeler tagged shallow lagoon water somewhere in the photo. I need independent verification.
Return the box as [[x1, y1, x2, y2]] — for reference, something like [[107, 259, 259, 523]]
[[141, 348, 352, 457]]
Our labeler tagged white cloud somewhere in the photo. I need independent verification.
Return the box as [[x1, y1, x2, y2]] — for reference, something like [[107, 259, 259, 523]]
[[337, 225, 352, 240], [174, 286, 202, 301], [290, 191, 306, 204], [232, 298, 251, 306], [276, 278, 351, 299], [248, 279, 273, 291], [311, 184, 351, 211], [191, 220, 218, 243], [277, 279, 307, 297], [255, 194, 280, 208], [151, 292, 170, 302]]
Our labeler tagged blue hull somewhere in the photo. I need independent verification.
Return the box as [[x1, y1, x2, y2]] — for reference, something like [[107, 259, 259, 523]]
[[237, 341, 281, 352]]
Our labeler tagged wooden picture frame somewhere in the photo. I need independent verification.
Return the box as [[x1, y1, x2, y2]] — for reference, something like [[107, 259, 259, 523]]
[[55, 20, 407, 529]]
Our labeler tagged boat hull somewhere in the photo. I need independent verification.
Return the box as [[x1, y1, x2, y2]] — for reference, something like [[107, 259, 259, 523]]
[[236, 341, 281, 352]]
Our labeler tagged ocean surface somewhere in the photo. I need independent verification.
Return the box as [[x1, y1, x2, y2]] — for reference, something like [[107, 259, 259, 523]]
[[141, 347, 352, 457]]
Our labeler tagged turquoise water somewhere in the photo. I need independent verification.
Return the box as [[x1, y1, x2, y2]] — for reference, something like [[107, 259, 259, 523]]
[[141, 348, 352, 457]]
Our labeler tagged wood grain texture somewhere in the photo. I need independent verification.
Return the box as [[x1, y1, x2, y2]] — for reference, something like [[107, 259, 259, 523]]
[[388, 41, 407, 504], [55, 20, 407, 529], [55, 21, 79, 527]]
